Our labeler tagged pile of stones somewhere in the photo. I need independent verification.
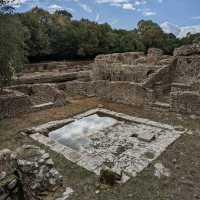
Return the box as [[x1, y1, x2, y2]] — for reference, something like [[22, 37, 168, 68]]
[[0, 145, 63, 200]]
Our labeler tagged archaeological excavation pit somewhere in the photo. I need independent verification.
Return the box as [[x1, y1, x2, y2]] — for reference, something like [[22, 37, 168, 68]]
[[22, 108, 184, 183]]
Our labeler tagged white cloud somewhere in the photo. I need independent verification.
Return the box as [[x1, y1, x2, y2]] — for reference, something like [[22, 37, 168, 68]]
[[122, 3, 135, 11], [79, 3, 92, 13], [48, 4, 63, 13], [143, 11, 156, 16], [192, 16, 200, 20], [161, 21, 200, 38], [96, 0, 136, 11], [96, 0, 128, 3], [160, 21, 180, 36], [95, 13, 100, 22]]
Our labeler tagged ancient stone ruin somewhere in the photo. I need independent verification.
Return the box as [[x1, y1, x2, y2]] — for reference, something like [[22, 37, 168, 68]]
[[1, 43, 200, 119], [0, 145, 63, 200], [1, 43, 200, 199], [20, 108, 184, 185]]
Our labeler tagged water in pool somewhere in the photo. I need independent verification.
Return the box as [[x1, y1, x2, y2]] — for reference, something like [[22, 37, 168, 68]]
[[48, 114, 118, 151]]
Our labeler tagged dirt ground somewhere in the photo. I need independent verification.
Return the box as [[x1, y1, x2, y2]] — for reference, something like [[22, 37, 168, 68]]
[[1, 96, 200, 200]]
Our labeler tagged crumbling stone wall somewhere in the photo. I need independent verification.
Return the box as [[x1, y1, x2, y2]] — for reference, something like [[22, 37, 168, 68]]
[[173, 56, 200, 84], [174, 43, 200, 56], [147, 48, 164, 64], [10, 84, 66, 106], [170, 91, 200, 115], [23, 61, 92, 73], [93, 63, 160, 82], [0, 145, 63, 200], [169, 43, 200, 115], [95, 52, 145, 65], [93, 49, 171, 84], [95, 81, 146, 107], [0, 90, 31, 120], [59, 80, 147, 107]]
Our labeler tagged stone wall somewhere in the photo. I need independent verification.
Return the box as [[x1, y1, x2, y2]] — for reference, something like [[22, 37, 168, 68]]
[[59, 81, 147, 107], [95, 81, 146, 107], [93, 49, 172, 84], [0, 145, 63, 200], [95, 52, 145, 65], [23, 60, 92, 73], [10, 84, 66, 106], [93, 63, 160, 83], [173, 43, 200, 56], [147, 48, 164, 64], [0, 90, 31, 120], [170, 91, 200, 115], [13, 71, 91, 85], [173, 56, 200, 84]]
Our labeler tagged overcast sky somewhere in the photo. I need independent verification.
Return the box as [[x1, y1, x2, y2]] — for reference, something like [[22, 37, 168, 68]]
[[11, 0, 200, 30]]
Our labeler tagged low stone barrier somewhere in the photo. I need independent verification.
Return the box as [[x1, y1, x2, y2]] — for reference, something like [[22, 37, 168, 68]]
[[0, 90, 31, 120]]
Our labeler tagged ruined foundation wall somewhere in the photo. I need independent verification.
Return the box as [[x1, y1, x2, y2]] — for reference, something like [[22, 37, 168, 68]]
[[170, 91, 200, 115], [0, 91, 31, 120], [95, 81, 146, 107], [60, 81, 147, 107], [95, 52, 145, 65], [23, 60, 92, 73], [173, 56, 200, 84], [93, 63, 160, 83]]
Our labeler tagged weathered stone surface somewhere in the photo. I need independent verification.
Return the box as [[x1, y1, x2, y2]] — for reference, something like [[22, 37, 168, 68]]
[[23, 60, 92, 73], [147, 48, 164, 64], [154, 163, 170, 178], [0, 149, 17, 177], [15, 145, 63, 199], [27, 108, 182, 184], [0, 145, 63, 200], [170, 91, 200, 115], [0, 90, 31, 120], [174, 43, 200, 56], [13, 71, 91, 85], [56, 187, 74, 200]]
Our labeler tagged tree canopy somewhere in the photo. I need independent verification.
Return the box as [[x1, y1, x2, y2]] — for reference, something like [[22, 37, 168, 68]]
[[0, 6, 199, 89]]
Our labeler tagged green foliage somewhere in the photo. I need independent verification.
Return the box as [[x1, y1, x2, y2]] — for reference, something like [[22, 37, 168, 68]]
[[55, 10, 72, 19], [0, 5, 199, 90], [181, 33, 200, 45], [0, 14, 26, 89], [137, 20, 168, 52], [13, 8, 198, 61]]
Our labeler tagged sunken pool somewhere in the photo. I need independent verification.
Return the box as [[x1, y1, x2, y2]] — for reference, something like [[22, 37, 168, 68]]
[[25, 108, 183, 183], [48, 114, 118, 151]]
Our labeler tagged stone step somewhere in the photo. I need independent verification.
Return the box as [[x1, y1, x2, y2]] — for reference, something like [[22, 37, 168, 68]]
[[32, 102, 54, 112], [31, 95, 50, 105], [151, 101, 170, 112]]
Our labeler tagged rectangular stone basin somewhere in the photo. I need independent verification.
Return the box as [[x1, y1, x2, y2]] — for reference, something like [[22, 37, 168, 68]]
[[27, 108, 183, 183], [49, 114, 119, 151]]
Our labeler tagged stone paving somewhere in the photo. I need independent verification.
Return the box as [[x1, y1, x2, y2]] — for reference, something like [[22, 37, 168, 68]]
[[22, 108, 184, 183]]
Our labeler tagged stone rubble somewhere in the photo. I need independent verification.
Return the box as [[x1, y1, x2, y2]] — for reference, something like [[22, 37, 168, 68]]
[[154, 163, 171, 178], [0, 145, 63, 200], [55, 187, 74, 200]]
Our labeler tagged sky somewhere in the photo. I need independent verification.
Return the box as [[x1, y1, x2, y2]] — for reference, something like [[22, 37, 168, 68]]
[[9, 0, 200, 33]]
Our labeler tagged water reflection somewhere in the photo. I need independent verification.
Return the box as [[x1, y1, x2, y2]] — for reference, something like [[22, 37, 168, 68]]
[[49, 114, 118, 151]]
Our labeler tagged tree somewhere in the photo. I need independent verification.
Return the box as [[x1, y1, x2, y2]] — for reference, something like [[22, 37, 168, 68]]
[[137, 20, 168, 52], [54, 10, 72, 20], [19, 8, 51, 60], [0, 14, 26, 91], [0, 0, 13, 5]]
